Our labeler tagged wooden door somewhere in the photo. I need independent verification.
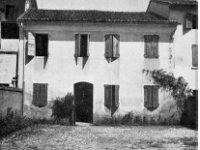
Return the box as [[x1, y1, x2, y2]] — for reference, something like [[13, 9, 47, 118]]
[[74, 82, 93, 123]]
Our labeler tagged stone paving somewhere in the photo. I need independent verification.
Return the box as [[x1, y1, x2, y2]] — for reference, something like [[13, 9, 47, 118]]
[[0, 124, 197, 150]]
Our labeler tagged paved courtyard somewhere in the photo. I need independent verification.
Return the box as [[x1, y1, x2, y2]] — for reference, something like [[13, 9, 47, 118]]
[[0, 124, 197, 150]]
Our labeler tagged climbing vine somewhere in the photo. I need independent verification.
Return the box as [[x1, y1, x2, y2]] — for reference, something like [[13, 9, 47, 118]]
[[143, 69, 192, 114]]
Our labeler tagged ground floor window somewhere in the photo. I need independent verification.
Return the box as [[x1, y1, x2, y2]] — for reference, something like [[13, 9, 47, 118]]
[[144, 85, 159, 111], [104, 84, 119, 116], [32, 83, 48, 107]]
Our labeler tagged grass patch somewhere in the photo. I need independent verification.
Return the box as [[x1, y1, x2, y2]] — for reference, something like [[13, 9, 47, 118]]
[[0, 107, 70, 138]]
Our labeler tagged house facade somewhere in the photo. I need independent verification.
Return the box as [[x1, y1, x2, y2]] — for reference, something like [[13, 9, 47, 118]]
[[17, 1, 182, 123], [0, 0, 194, 124]]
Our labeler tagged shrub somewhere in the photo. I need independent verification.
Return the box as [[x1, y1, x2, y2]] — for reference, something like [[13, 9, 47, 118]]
[[94, 116, 122, 126], [0, 108, 34, 138], [51, 93, 74, 122], [0, 108, 66, 138], [95, 112, 143, 126]]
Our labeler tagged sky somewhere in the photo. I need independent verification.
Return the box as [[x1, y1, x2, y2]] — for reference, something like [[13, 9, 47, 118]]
[[37, 0, 150, 12]]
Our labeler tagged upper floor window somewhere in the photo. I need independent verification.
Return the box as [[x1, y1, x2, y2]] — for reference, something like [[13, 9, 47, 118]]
[[192, 44, 198, 68], [1, 22, 19, 39], [6, 5, 17, 20], [105, 34, 120, 58], [144, 85, 159, 111], [185, 13, 198, 29], [36, 34, 48, 56], [144, 35, 159, 59], [75, 34, 89, 57]]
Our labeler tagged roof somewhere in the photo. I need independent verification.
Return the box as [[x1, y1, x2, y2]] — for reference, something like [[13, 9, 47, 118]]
[[151, 0, 197, 6], [18, 9, 177, 25]]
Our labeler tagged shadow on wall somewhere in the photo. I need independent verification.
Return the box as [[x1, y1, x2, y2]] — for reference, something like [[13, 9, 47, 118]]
[[74, 56, 89, 69]]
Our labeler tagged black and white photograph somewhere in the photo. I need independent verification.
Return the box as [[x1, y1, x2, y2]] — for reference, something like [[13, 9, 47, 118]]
[[0, 0, 198, 149]]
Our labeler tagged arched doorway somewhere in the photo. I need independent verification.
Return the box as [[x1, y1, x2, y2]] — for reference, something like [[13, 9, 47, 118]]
[[74, 82, 93, 123]]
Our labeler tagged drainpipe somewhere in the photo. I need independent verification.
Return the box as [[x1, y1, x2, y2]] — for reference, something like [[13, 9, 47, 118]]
[[19, 22, 25, 117]]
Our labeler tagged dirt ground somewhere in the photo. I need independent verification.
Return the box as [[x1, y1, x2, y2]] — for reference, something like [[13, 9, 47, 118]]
[[0, 123, 197, 150]]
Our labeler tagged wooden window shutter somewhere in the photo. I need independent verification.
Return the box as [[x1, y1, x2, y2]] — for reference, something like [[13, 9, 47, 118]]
[[87, 34, 90, 57], [33, 83, 48, 107], [152, 35, 159, 58], [144, 35, 159, 58], [105, 35, 112, 58], [144, 86, 148, 107], [153, 86, 159, 109], [114, 85, 119, 108], [144, 35, 151, 58], [144, 85, 159, 111], [113, 35, 120, 58], [28, 32, 35, 56], [75, 34, 80, 57], [104, 85, 112, 109], [192, 45, 198, 67]]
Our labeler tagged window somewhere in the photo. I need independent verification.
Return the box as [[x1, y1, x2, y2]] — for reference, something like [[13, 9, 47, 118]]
[[1, 22, 19, 39], [144, 85, 159, 111], [104, 85, 119, 116], [0, 84, 9, 87], [105, 34, 120, 58], [36, 34, 48, 56], [192, 44, 198, 68], [75, 34, 89, 57], [185, 13, 198, 29], [32, 83, 48, 107], [144, 35, 159, 58], [6, 5, 17, 20]]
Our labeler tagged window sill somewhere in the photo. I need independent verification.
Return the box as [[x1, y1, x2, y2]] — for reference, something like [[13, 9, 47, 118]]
[[191, 66, 198, 70]]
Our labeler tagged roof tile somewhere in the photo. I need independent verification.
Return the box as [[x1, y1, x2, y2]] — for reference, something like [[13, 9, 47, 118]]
[[18, 9, 177, 25]]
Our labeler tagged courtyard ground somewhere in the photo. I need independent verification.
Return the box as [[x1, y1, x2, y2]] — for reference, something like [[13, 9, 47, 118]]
[[0, 123, 197, 150]]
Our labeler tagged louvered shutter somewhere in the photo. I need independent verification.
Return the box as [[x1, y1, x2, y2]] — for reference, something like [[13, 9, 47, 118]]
[[144, 86, 148, 107], [113, 35, 120, 58], [33, 83, 39, 106], [153, 86, 159, 109], [192, 45, 198, 67], [75, 34, 80, 57], [87, 34, 90, 57], [152, 35, 159, 58], [144, 86, 153, 110], [114, 85, 119, 107], [27, 32, 35, 56], [144, 35, 151, 58], [104, 85, 112, 109], [144, 35, 159, 58], [33, 83, 48, 107], [105, 35, 112, 58]]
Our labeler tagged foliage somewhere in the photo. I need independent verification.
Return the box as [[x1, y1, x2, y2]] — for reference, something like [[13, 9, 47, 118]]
[[0, 108, 33, 138], [143, 69, 192, 113], [0, 107, 69, 138], [51, 93, 74, 121], [94, 112, 143, 126]]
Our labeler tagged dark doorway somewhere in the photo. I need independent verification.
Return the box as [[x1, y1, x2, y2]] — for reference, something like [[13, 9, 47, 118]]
[[74, 82, 93, 123]]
